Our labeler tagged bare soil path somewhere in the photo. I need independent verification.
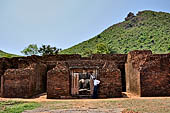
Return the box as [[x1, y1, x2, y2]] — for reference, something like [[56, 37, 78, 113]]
[[0, 93, 170, 113]]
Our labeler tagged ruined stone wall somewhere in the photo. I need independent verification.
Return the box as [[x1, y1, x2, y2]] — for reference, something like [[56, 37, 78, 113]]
[[40, 54, 82, 72], [47, 60, 122, 99], [126, 50, 170, 97], [125, 63, 141, 96], [1, 63, 47, 98], [0, 54, 81, 72], [68, 60, 122, 98], [0, 56, 42, 96], [47, 61, 70, 99], [91, 54, 127, 62], [1, 51, 169, 98], [0, 54, 81, 95], [41, 54, 81, 61], [140, 54, 170, 96], [91, 54, 127, 91], [0, 58, 13, 96], [125, 50, 152, 95], [67, 60, 122, 97], [98, 61, 122, 98], [90, 54, 127, 70], [0, 54, 126, 74]]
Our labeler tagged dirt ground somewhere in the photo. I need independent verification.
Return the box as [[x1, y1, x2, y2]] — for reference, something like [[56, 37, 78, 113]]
[[1, 92, 169, 102], [0, 93, 170, 113]]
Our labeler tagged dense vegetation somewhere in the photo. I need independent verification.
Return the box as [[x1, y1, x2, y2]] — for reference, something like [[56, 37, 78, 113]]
[[61, 10, 170, 55], [0, 50, 19, 58]]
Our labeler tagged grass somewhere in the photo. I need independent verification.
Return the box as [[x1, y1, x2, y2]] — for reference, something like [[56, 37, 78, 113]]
[[0, 101, 40, 113]]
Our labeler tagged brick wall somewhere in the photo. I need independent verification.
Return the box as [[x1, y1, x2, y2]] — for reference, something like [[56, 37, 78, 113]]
[[0, 52, 169, 98], [91, 54, 127, 62], [67, 60, 122, 97], [90, 54, 127, 91], [41, 54, 81, 62], [126, 50, 170, 97], [1, 63, 47, 98], [0, 58, 13, 96], [125, 50, 152, 95], [125, 62, 141, 96], [98, 61, 122, 98], [47, 61, 70, 99], [140, 54, 170, 96], [47, 60, 122, 99]]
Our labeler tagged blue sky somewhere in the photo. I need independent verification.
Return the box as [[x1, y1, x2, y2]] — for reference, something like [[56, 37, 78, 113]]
[[0, 0, 170, 55]]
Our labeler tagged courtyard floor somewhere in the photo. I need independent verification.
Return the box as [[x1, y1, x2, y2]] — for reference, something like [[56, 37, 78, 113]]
[[0, 93, 170, 113]]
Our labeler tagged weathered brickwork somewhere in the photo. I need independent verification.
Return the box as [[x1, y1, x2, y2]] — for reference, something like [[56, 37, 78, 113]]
[[0, 51, 169, 98], [98, 61, 122, 98], [1, 63, 47, 98], [91, 54, 127, 91], [47, 61, 70, 99], [125, 50, 152, 95], [47, 60, 122, 99], [140, 54, 170, 96], [0, 56, 42, 96], [126, 50, 170, 97]]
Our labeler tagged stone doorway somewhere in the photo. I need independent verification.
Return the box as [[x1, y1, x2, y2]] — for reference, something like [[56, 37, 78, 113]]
[[70, 68, 98, 97]]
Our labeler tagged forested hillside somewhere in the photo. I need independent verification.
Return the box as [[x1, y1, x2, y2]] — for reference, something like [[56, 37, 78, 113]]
[[0, 50, 19, 58], [61, 10, 170, 55]]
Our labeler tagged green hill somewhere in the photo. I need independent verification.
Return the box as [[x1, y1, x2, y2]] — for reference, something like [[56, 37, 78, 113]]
[[0, 50, 19, 58], [61, 10, 170, 55]]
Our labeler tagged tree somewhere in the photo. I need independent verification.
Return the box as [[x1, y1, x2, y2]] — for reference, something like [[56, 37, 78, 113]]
[[38, 45, 61, 55], [21, 44, 38, 55]]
